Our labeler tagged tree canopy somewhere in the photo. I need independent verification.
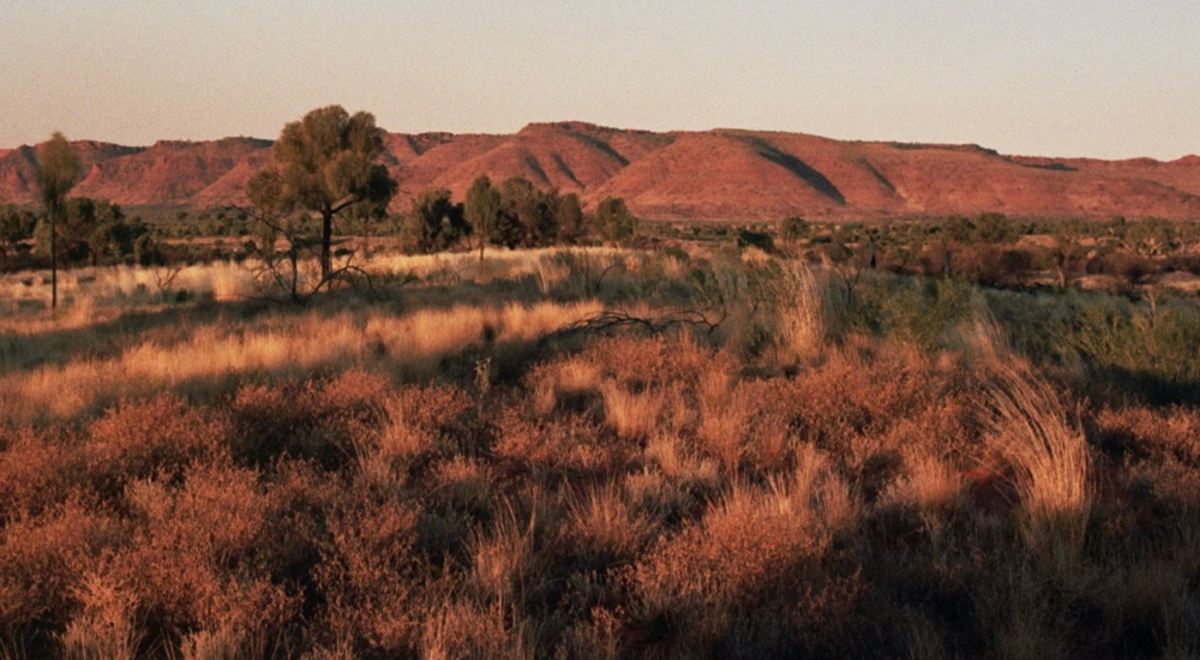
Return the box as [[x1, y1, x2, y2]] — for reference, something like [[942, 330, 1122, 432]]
[[35, 132, 80, 309], [399, 189, 468, 254], [592, 196, 638, 245], [251, 106, 397, 280], [0, 205, 37, 259], [464, 174, 501, 261]]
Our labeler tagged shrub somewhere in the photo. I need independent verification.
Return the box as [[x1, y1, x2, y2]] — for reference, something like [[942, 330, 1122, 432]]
[[85, 394, 228, 499], [229, 371, 389, 469], [113, 461, 298, 649], [0, 503, 126, 631], [315, 487, 425, 655]]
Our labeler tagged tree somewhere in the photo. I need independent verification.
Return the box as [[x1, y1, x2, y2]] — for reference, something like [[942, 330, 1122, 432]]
[[940, 215, 973, 243], [34, 198, 137, 267], [495, 177, 558, 249], [245, 167, 309, 301], [256, 106, 397, 280], [83, 201, 138, 265], [399, 188, 468, 254], [1124, 217, 1178, 258], [464, 174, 501, 261], [974, 212, 1013, 244], [35, 132, 80, 309], [0, 204, 37, 262], [592, 197, 637, 245], [1049, 218, 1089, 290], [557, 192, 585, 245], [342, 198, 388, 258]]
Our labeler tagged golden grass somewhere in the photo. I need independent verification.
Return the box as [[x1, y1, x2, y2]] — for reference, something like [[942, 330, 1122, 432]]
[[776, 262, 829, 362], [565, 483, 658, 565], [599, 381, 668, 440], [983, 363, 1091, 565], [469, 499, 537, 607], [367, 246, 632, 285], [0, 297, 603, 426]]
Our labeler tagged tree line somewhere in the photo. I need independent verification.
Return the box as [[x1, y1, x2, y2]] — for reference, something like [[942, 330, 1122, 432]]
[[2, 199, 155, 266], [397, 175, 637, 256], [8, 107, 642, 305], [5, 133, 166, 308], [237, 105, 639, 300]]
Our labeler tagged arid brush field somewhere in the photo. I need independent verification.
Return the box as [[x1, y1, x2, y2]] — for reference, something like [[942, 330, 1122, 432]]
[[2, 219, 1200, 659]]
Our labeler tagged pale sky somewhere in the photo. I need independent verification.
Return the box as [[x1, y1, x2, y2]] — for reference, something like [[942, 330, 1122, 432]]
[[2, 1, 1197, 159]]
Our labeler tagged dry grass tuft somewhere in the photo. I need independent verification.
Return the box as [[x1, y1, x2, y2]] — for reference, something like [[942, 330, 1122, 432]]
[[59, 572, 141, 660], [599, 381, 668, 440], [982, 364, 1091, 565], [565, 483, 659, 568], [469, 499, 538, 607], [775, 262, 841, 363], [316, 488, 424, 655]]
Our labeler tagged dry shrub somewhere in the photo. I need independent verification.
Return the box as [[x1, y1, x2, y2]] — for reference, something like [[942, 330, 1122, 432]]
[[973, 562, 1064, 660], [414, 456, 496, 560], [113, 461, 297, 651], [638, 430, 723, 524], [0, 503, 125, 631], [877, 451, 967, 552], [178, 626, 254, 660], [494, 409, 631, 479], [0, 428, 78, 523], [580, 334, 740, 451], [765, 347, 974, 461], [624, 468, 709, 527], [900, 606, 950, 660], [882, 453, 964, 513], [469, 499, 538, 607], [355, 384, 475, 487], [581, 333, 728, 392], [695, 369, 767, 475], [982, 364, 1091, 565], [1093, 405, 1200, 467], [85, 394, 229, 499], [229, 371, 389, 469], [381, 384, 477, 456], [691, 372, 801, 475], [59, 571, 141, 660], [428, 456, 494, 517], [629, 445, 855, 649], [1102, 559, 1197, 658], [555, 607, 623, 660], [316, 487, 424, 655], [525, 356, 602, 417], [775, 262, 837, 363]]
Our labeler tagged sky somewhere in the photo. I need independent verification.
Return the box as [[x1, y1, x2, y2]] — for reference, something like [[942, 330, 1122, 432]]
[[1, 0, 1197, 160]]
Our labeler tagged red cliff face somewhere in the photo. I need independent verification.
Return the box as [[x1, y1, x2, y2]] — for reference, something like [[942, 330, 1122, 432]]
[[1, 125, 1197, 221]]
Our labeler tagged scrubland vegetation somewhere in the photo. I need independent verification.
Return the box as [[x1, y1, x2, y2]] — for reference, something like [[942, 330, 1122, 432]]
[[2, 227, 1199, 659]]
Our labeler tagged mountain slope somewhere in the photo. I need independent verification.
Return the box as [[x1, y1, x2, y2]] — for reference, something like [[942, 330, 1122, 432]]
[[1, 125, 1196, 221]]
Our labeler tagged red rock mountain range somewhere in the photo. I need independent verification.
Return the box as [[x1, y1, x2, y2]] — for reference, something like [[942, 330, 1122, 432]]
[[2, 122, 1198, 221]]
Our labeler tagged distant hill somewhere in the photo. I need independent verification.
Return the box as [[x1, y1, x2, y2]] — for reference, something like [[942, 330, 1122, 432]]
[[2, 123, 1198, 221]]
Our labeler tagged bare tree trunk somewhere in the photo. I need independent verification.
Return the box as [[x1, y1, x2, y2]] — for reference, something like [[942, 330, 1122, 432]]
[[291, 245, 299, 303], [50, 208, 58, 310], [320, 208, 333, 281]]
